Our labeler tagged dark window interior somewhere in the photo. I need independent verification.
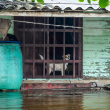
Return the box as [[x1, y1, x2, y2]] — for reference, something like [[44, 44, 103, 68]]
[[14, 17, 83, 78]]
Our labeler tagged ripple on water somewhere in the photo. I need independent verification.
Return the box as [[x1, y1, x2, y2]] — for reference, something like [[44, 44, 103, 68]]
[[0, 89, 110, 110]]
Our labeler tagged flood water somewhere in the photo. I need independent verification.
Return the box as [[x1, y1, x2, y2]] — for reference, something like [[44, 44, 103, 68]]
[[0, 89, 110, 110]]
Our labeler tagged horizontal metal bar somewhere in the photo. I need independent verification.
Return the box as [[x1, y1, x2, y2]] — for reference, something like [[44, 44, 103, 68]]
[[33, 75, 81, 78], [17, 29, 81, 32], [25, 76, 33, 78], [24, 75, 81, 78], [24, 60, 81, 63], [34, 76, 44, 78], [22, 44, 82, 47], [24, 60, 33, 63], [45, 60, 81, 63]]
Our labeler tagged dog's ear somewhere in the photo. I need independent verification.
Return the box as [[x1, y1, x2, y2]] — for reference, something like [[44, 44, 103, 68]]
[[65, 55, 68, 58]]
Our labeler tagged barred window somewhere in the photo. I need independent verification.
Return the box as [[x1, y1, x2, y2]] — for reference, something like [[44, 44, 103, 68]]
[[14, 17, 83, 78]]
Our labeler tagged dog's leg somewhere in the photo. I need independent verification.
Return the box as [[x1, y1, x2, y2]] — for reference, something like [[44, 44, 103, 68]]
[[61, 69, 63, 76], [49, 68, 51, 75]]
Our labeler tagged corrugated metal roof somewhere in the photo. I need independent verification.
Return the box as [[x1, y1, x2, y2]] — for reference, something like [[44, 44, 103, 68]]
[[0, 0, 110, 12]]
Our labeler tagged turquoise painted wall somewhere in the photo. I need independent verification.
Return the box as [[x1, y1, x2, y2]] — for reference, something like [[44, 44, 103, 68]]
[[83, 17, 110, 79], [1, 16, 110, 79], [0, 16, 14, 39]]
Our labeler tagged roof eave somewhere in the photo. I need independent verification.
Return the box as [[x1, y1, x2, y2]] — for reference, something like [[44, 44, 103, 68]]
[[0, 10, 110, 17]]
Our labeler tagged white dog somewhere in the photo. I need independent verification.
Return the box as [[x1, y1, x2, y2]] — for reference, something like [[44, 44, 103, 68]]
[[39, 54, 70, 76]]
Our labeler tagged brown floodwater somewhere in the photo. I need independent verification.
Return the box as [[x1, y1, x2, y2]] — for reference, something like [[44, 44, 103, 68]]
[[0, 89, 110, 110]]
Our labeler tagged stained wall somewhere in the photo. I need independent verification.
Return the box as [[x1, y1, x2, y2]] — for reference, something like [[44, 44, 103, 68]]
[[83, 17, 110, 79], [0, 16, 110, 80]]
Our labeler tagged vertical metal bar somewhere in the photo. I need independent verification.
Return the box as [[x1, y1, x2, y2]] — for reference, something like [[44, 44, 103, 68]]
[[81, 17, 83, 78], [73, 17, 75, 78], [78, 18, 81, 62], [78, 46, 81, 77], [63, 17, 65, 78], [43, 17, 46, 78], [53, 17, 55, 78], [23, 17, 26, 78], [47, 17, 49, 78], [33, 17, 35, 78], [77, 18, 80, 77]]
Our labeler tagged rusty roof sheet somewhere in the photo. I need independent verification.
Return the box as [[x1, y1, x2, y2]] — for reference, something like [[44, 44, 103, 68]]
[[0, 0, 109, 12]]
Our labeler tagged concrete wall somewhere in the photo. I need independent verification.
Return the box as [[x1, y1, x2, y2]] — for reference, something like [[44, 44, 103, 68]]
[[0, 16, 14, 39], [83, 17, 110, 79]]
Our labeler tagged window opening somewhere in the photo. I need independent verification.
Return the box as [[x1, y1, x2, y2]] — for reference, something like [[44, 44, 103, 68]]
[[14, 17, 83, 78]]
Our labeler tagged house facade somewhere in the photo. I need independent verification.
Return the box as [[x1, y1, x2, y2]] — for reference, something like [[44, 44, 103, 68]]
[[0, 0, 110, 87]]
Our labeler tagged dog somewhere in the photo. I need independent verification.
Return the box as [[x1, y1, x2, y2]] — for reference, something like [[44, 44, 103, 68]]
[[39, 54, 70, 76]]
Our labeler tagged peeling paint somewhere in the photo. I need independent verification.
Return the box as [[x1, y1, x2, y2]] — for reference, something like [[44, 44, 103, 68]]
[[83, 17, 110, 79], [1, 11, 110, 17], [107, 21, 110, 25], [104, 61, 110, 73]]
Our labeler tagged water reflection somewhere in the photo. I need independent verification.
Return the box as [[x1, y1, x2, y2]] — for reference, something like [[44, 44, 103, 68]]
[[22, 91, 83, 110], [0, 90, 110, 110], [21, 90, 110, 110], [0, 91, 23, 110], [83, 92, 110, 110]]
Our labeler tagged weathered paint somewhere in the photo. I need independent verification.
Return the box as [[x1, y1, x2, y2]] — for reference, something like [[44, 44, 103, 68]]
[[83, 17, 110, 79], [0, 16, 14, 39], [0, 11, 110, 17], [22, 79, 110, 87], [21, 83, 91, 90], [0, 43, 23, 89], [0, 16, 109, 83]]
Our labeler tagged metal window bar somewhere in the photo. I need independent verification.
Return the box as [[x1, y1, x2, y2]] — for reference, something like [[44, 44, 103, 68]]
[[14, 17, 83, 78], [23, 17, 26, 78], [33, 17, 35, 78], [63, 17, 65, 78], [53, 17, 55, 78], [43, 17, 45, 78], [47, 17, 49, 78], [73, 18, 75, 78]]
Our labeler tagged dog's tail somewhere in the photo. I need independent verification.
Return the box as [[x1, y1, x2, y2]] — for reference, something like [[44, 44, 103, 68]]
[[39, 54, 44, 60]]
